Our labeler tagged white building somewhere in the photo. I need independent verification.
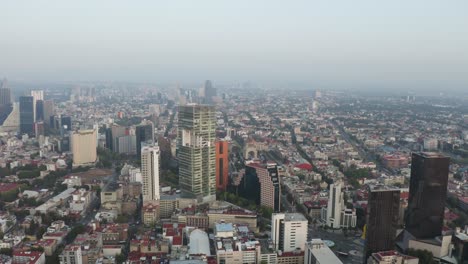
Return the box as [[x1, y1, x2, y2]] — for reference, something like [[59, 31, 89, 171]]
[[305, 239, 343, 264], [71, 129, 97, 167], [59, 245, 83, 264], [141, 145, 160, 202], [271, 213, 308, 252], [70, 188, 92, 214], [321, 183, 357, 229], [189, 229, 211, 256], [30, 90, 44, 123], [129, 167, 142, 183]]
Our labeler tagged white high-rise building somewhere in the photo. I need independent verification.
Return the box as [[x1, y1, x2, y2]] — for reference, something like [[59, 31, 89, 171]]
[[30, 90, 44, 122], [325, 183, 343, 228], [271, 213, 308, 252], [141, 145, 160, 202], [321, 183, 357, 229], [305, 239, 343, 264]]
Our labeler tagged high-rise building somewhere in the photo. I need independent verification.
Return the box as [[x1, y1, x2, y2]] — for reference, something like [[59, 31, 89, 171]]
[[365, 186, 401, 260], [239, 162, 281, 212], [201, 80, 217, 104], [141, 145, 161, 202], [30, 90, 44, 122], [305, 239, 343, 264], [0, 79, 11, 106], [35, 100, 44, 121], [215, 140, 229, 191], [43, 99, 55, 125], [61, 116, 72, 131], [34, 121, 45, 138], [19, 96, 35, 135], [0, 80, 13, 126], [115, 135, 137, 154], [71, 129, 97, 167], [405, 152, 450, 239], [136, 120, 154, 159], [321, 183, 357, 229], [178, 104, 216, 202], [325, 183, 343, 229], [30, 90, 44, 101], [271, 213, 308, 252]]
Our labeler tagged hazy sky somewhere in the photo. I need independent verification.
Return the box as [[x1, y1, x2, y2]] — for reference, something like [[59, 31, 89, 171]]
[[1, 0, 468, 90]]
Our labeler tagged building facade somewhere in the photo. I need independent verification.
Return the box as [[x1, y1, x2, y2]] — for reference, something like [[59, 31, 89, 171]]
[[365, 186, 401, 260], [305, 239, 343, 264], [71, 129, 97, 167], [141, 145, 161, 202], [215, 140, 229, 191], [271, 213, 308, 252], [19, 96, 35, 135], [239, 162, 281, 212], [178, 104, 216, 203], [405, 152, 450, 239], [136, 120, 154, 159]]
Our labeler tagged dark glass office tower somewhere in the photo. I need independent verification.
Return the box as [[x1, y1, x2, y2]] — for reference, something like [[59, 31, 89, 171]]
[[19, 96, 35, 135], [35, 100, 44, 121], [136, 121, 154, 158], [365, 186, 401, 261], [61, 116, 72, 131], [405, 152, 450, 239]]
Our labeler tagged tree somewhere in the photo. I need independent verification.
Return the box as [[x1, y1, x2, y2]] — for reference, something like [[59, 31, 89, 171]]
[[115, 253, 126, 264], [0, 248, 12, 256], [65, 224, 86, 243], [407, 248, 437, 264], [36, 226, 47, 240], [115, 214, 129, 223]]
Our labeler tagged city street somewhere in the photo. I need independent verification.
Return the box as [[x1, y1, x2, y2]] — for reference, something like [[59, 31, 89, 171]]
[[308, 225, 364, 264]]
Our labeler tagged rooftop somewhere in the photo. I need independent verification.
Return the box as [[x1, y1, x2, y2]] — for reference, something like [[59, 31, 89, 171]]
[[284, 213, 307, 222]]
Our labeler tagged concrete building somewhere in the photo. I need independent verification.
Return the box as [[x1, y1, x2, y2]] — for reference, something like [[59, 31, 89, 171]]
[[216, 140, 229, 191], [136, 120, 154, 159], [189, 229, 211, 256], [207, 208, 257, 230], [59, 244, 83, 264], [13, 250, 45, 264], [142, 202, 160, 226], [141, 145, 160, 202], [367, 251, 419, 264], [30, 90, 44, 123], [305, 239, 343, 264], [271, 213, 308, 252], [42, 99, 54, 125], [321, 183, 357, 229], [115, 134, 136, 154], [178, 104, 216, 203], [71, 129, 97, 167]]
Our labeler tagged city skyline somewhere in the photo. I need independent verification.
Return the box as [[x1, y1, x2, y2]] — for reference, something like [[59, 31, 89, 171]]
[[1, 1, 468, 91]]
